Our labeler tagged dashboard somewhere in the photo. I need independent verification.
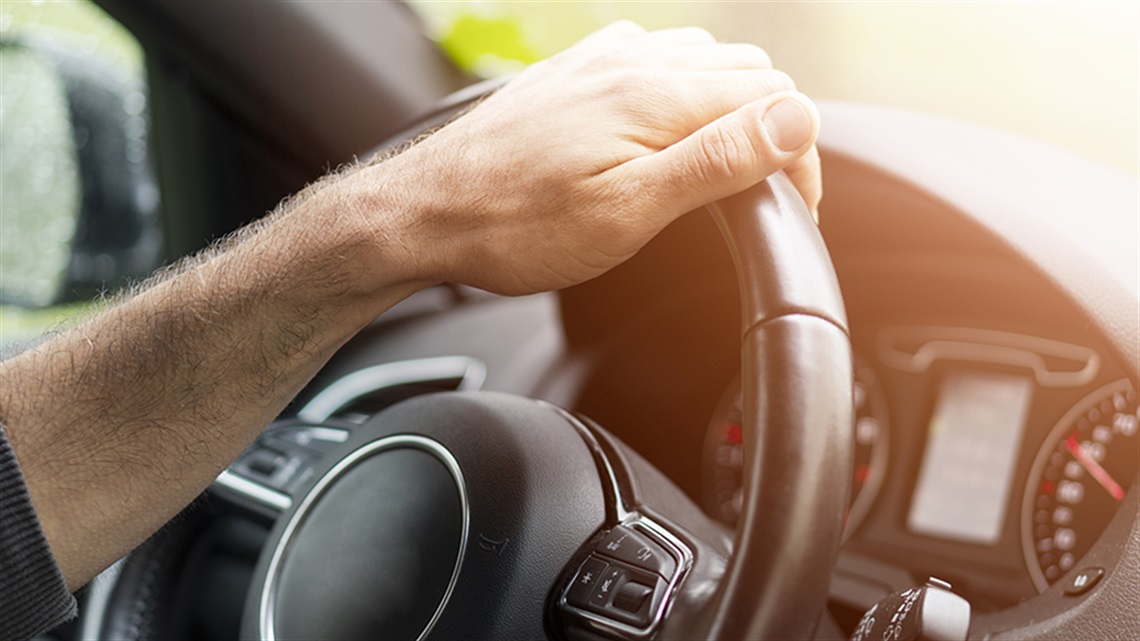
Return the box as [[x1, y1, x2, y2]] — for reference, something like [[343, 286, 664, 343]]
[[701, 332, 1135, 610]]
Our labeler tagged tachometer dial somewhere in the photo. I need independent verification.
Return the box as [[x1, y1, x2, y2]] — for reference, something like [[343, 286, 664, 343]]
[[1022, 380, 1138, 591], [702, 358, 888, 538]]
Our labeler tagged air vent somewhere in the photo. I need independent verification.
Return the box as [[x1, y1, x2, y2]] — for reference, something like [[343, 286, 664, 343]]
[[297, 356, 487, 423], [333, 378, 465, 422]]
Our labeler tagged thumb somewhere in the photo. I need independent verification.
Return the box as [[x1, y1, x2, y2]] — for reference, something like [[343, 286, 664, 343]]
[[627, 91, 820, 219]]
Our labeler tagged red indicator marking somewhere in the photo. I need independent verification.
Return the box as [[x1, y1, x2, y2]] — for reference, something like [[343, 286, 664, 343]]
[[854, 464, 869, 485], [1041, 480, 1055, 495], [724, 423, 743, 445], [1066, 435, 1125, 502]]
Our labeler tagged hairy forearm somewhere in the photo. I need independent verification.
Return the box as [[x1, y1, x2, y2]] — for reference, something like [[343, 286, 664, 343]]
[[0, 164, 429, 588]]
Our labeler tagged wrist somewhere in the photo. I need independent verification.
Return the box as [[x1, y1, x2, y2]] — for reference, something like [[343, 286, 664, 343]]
[[267, 160, 442, 323], [336, 149, 468, 290]]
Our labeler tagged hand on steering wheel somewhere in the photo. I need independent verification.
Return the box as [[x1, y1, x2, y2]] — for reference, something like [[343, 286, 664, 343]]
[[333, 20, 821, 297]]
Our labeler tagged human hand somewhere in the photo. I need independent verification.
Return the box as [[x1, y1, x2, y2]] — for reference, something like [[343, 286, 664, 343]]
[[356, 21, 822, 296]]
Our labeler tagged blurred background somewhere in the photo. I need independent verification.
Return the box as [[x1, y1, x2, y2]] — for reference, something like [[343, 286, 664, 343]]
[[410, 0, 1139, 175]]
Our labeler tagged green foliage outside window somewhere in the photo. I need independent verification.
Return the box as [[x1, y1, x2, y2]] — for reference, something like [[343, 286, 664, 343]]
[[0, 1, 144, 345]]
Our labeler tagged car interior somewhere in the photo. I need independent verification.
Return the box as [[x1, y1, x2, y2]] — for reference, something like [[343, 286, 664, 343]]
[[2, 1, 1137, 640]]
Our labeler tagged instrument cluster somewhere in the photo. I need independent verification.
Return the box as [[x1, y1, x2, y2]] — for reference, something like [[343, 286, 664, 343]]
[[701, 326, 1137, 603]]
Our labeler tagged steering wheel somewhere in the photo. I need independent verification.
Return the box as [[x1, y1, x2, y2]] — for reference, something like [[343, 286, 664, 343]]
[[76, 81, 852, 640], [227, 83, 854, 641]]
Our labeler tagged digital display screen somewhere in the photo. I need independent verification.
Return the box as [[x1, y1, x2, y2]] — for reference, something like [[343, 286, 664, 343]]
[[908, 371, 1034, 544]]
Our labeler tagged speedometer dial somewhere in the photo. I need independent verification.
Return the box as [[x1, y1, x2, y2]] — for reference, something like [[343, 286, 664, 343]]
[[1022, 380, 1138, 592], [702, 358, 888, 538]]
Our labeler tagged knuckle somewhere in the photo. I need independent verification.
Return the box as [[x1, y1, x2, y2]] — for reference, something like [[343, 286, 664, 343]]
[[605, 71, 665, 108], [692, 124, 754, 185]]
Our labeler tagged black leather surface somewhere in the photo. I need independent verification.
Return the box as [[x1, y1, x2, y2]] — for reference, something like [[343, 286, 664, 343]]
[[679, 171, 854, 640], [241, 392, 607, 640], [273, 449, 463, 640], [708, 173, 848, 335], [99, 97, 1136, 639], [699, 315, 853, 640]]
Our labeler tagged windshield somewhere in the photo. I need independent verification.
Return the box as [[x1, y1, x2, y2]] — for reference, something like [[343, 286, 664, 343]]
[[408, 1, 1139, 175]]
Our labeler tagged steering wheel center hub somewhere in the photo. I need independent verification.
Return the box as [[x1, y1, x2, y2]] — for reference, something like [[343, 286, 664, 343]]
[[261, 436, 467, 641], [244, 393, 611, 639]]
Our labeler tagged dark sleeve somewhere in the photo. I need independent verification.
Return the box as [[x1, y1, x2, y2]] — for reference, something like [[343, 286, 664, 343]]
[[0, 424, 77, 641]]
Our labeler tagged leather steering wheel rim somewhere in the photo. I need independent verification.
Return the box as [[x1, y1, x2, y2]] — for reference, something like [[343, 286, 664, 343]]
[[696, 175, 852, 638]]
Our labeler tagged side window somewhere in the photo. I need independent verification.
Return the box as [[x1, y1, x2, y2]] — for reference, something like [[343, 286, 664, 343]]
[[0, 1, 159, 348]]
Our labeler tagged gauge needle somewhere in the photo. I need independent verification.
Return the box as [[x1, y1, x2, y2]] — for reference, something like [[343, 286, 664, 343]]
[[1066, 435, 1125, 502]]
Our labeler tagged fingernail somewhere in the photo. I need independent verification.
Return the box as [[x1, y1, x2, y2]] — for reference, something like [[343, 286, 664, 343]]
[[763, 99, 812, 152]]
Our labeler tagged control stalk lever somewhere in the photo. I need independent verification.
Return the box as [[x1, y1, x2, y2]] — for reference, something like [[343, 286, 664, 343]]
[[850, 578, 970, 641]]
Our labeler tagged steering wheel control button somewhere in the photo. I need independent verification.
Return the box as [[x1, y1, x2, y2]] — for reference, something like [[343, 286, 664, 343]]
[[556, 517, 695, 639], [1063, 567, 1105, 596], [612, 581, 654, 614], [233, 435, 327, 494], [566, 556, 611, 608], [596, 525, 677, 578], [245, 448, 284, 476], [577, 560, 663, 628], [588, 566, 626, 609]]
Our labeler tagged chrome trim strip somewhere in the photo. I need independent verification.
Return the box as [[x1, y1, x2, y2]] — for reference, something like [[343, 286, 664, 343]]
[[878, 326, 1099, 387], [78, 559, 126, 641], [259, 435, 469, 641], [541, 402, 631, 523], [213, 469, 293, 512], [297, 356, 487, 422], [288, 425, 349, 444]]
